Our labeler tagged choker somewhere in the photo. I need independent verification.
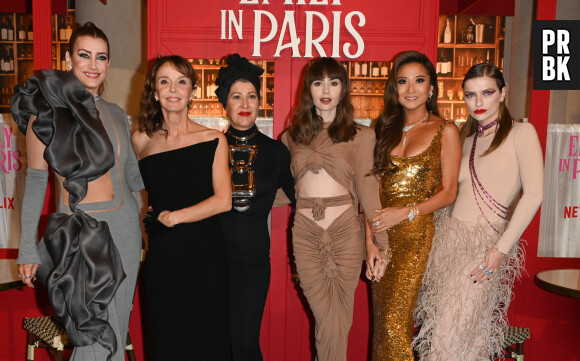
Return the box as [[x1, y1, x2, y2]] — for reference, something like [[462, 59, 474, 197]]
[[476, 118, 499, 135], [227, 127, 259, 143], [402, 111, 430, 147]]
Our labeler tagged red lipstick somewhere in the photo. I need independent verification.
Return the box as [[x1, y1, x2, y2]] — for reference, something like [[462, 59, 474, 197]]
[[238, 111, 251, 116], [474, 109, 487, 114]]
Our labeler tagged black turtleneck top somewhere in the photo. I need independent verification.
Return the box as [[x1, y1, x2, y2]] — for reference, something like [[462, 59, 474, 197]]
[[220, 125, 296, 260]]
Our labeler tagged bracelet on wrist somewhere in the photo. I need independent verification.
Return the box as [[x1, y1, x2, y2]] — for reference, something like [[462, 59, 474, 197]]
[[407, 203, 420, 221], [379, 247, 393, 262]]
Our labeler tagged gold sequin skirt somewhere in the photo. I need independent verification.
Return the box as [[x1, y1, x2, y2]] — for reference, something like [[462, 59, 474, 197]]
[[371, 213, 435, 361], [413, 212, 523, 361]]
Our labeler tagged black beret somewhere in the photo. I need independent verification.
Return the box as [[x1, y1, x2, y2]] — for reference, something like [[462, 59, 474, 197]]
[[215, 53, 264, 108]]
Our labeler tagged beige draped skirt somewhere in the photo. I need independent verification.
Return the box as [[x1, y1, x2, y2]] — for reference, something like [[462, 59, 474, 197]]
[[292, 203, 364, 361]]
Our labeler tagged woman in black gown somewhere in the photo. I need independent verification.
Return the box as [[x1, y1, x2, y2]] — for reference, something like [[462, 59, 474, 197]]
[[215, 53, 295, 361], [132, 55, 232, 361]]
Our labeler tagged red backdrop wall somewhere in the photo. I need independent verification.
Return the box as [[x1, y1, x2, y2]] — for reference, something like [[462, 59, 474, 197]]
[[1, 0, 579, 360]]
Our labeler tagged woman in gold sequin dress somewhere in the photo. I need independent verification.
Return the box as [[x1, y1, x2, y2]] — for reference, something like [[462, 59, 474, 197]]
[[365, 51, 461, 361]]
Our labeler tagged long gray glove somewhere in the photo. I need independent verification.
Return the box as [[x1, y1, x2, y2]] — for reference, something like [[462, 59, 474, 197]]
[[16, 168, 48, 265]]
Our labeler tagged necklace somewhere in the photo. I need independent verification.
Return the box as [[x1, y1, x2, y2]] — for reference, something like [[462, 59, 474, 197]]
[[226, 127, 259, 143], [402, 111, 430, 147]]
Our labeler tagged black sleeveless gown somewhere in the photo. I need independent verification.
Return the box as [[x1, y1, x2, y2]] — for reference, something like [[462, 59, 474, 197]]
[[139, 139, 230, 360]]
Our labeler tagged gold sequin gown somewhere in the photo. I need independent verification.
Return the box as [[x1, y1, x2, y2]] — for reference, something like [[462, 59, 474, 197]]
[[371, 122, 448, 361]]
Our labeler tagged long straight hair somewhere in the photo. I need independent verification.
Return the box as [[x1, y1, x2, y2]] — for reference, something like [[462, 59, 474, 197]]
[[372, 51, 440, 174], [460, 63, 513, 156], [288, 57, 357, 145]]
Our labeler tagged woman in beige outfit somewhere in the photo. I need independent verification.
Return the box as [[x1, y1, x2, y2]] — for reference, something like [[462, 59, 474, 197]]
[[283, 57, 388, 361]]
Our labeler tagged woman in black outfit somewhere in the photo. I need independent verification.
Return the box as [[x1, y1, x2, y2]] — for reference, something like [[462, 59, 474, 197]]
[[215, 53, 295, 361]]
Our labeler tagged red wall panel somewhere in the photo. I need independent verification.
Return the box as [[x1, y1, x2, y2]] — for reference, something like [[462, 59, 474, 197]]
[[148, 1, 440, 360]]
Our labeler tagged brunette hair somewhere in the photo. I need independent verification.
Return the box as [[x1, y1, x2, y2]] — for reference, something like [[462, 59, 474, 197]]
[[287, 57, 357, 145], [68, 22, 110, 95], [373, 51, 440, 174], [138, 55, 198, 137], [460, 63, 512, 156]]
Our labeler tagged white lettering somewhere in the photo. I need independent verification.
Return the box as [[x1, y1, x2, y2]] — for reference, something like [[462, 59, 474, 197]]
[[253, 11, 278, 57], [331, 11, 341, 57], [224, 10, 243, 40], [274, 11, 301, 57], [304, 11, 329, 57], [343, 11, 365, 59], [557, 29, 570, 54], [542, 29, 555, 54], [557, 56, 570, 80], [543, 56, 555, 80]]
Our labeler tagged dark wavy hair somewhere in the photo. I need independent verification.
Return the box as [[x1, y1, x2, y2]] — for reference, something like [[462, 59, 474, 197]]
[[288, 57, 357, 145], [138, 55, 198, 137], [460, 63, 512, 156], [372, 51, 440, 174], [68, 22, 110, 95]]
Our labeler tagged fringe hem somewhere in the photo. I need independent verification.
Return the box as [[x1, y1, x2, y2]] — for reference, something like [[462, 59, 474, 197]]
[[413, 213, 524, 361]]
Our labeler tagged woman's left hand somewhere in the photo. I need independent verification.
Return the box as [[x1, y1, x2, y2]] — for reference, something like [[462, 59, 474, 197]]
[[368, 207, 408, 232], [471, 247, 505, 282]]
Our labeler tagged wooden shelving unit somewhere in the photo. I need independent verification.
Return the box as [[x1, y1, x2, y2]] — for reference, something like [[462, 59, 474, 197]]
[[0, 11, 75, 112], [188, 58, 275, 118], [436, 15, 505, 122]]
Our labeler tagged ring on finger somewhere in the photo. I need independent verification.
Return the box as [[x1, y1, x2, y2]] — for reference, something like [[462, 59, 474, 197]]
[[18, 274, 22, 278], [484, 269, 493, 276], [23, 275, 31, 279], [479, 264, 485, 271], [374, 221, 381, 227]]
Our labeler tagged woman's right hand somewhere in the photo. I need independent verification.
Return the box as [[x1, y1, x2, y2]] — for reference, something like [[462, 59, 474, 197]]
[[365, 243, 386, 282], [17, 264, 39, 288], [157, 210, 177, 227]]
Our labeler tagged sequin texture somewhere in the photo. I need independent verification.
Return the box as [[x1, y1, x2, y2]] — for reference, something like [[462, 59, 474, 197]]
[[371, 122, 448, 361]]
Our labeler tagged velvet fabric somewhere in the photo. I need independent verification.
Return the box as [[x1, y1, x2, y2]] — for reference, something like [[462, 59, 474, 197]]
[[11, 70, 126, 360]]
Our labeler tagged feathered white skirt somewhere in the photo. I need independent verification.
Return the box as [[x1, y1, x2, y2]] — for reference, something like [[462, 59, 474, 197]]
[[413, 211, 524, 361]]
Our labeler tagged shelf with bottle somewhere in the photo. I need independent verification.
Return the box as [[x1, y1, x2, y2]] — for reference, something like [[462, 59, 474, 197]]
[[437, 14, 504, 122], [188, 58, 274, 119], [342, 61, 392, 119]]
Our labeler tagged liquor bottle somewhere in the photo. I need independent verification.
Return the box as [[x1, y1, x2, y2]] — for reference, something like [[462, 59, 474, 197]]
[[380, 62, 389, 77], [371, 62, 379, 77], [0, 50, 5, 73], [27, 20, 33, 41], [361, 61, 368, 77], [59, 18, 66, 42], [8, 48, 14, 73], [206, 74, 212, 99], [1, 17, 7, 41], [440, 56, 447, 74], [443, 18, 452, 44], [18, 18, 26, 41], [354, 62, 361, 77], [211, 74, 217, 98], [64, 16, 73, 41], [7, 17, 14, 41]]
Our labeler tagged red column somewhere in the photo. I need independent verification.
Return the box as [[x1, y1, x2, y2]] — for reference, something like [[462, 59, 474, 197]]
[[33, 0, 52, 71]]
